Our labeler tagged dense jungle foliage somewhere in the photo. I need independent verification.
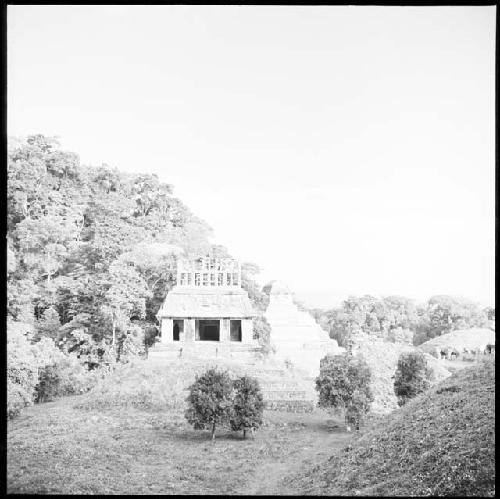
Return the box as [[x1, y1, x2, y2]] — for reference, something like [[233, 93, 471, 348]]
[[309, 294, 494, 348], [6, 134, 270, 416]]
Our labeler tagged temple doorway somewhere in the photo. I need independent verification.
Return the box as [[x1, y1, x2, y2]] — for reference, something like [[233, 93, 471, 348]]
[[230, 320, 242, 341], [173, 319, 183, 341], [196, 320, 220, 341]]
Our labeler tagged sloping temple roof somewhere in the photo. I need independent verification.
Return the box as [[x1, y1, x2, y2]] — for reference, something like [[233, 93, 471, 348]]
[[157, 286, 256, 319]]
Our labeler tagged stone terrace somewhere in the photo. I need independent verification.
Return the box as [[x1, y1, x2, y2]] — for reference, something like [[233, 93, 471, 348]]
[[148, 343, 316, 412]]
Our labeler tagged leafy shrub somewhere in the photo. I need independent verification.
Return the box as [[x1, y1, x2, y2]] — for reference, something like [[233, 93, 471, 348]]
[[8, 320, 107, 416], [35, 353, 100, 403], [7, 322, 39, 417], [394, 351, 433, 406], [34, 306, 61, 341], [143, 325, 159, 350], [436, 385, 461, 394], [230, 376, 264, 439], [117, 323, 145, 362], [185, 368, 234, 440], [315, 353, 374, 430], [387, 327, 413, 344], [7, 378, 35, 419], [252, 316, 275, 355], [59, 327, 116, 370]]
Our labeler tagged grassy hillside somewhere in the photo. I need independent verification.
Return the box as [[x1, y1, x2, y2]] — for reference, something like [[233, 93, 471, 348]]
[[7, 359, 350, 495], [289, 357, 495, 496]]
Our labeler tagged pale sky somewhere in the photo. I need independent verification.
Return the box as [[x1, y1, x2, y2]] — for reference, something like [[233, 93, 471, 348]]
[[8, 5, 496, 309]]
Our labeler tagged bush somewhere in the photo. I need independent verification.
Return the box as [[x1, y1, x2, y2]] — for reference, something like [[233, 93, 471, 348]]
[[252, 316, 275, 355], [394, 351, 433, 406], [59, 328, 114, 370], [315, 353, 374, 431], [230, 376, 264, 439], [35, 353, 99, 403], [34, 306, 61, 341], [7, 322, 39, 417], [8, 320, 107, 416], [117, 323, 146, 363], [185, 368, 234, 440], [144, 325, 159, 350], [7, 378, 35, 419]]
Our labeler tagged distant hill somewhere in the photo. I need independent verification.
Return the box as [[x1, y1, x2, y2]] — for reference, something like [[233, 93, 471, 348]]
[[289, 358, 495, 496], [418, 327, 495, 356]]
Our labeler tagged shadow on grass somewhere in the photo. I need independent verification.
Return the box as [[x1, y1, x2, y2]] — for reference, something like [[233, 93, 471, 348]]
[[168, 428, 258, 443]]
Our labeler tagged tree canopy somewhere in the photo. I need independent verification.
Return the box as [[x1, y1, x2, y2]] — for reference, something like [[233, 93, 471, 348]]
[[7, 135, 266, 359]]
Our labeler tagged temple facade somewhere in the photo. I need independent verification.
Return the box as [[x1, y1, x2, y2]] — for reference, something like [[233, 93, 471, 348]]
[[156, 257, 257, 345]]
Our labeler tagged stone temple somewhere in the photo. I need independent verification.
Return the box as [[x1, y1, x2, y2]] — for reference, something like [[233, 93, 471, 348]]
[[155, 257, 341, 369], [156, 257, 259, 356], [151, 257, 342, 410]]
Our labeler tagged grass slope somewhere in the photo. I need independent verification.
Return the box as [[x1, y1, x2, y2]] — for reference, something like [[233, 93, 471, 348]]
[[290, 358, 495, 496], [7, 394, 350, 495]]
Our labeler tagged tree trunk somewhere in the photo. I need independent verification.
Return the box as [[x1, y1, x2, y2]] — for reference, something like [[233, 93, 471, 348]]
[[211, 423, 216, 441], [112, 318, 116, 346], [243, 429, 246, 440]]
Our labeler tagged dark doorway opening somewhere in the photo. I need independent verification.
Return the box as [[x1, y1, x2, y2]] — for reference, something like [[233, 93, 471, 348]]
[[196, 320, 220, 341], [230, 320, 242, 341], [173, 319, 184, 341]]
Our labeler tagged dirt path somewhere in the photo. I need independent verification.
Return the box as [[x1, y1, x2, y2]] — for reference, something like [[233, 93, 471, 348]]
[[237, 412, 353, 495]]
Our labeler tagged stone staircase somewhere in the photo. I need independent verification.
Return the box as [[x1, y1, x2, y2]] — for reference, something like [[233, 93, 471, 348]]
[[148, 342, 316, 412]]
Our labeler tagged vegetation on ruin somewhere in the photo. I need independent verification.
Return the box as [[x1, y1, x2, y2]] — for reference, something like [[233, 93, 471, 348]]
[[394, 351, 433, 406], [7, 349, 495, 495], [183, 368, 265, 440], [290, 358, 496, 496], [230, 376, 265, 439], [185, 368, 235, 440], [315, 353, 374, 431]]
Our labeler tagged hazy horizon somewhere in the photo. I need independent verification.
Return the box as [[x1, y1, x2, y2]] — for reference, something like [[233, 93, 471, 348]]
[[8, 5, 495, 309]]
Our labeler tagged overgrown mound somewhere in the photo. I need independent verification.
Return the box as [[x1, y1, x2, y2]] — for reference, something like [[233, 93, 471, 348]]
[[291, 358, 495, 496], [74, 357, 258, 412], [74, 359, 205, 412], [352, 336, 450, 413]]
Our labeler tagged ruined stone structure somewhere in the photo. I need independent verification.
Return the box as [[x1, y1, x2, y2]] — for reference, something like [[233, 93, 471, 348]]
[[264, 280, 343, 377], [156, 257, 257, 352], [152, 263, 341, 411]]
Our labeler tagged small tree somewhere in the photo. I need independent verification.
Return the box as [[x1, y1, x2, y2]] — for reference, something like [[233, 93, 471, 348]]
[[185, 368, 234, 440], [230, 376, 264, 439], [252, 316, 274, 355], [315, 353, 373, 431], [394, 351, 433, 406], [34, 306, 61, 341]]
